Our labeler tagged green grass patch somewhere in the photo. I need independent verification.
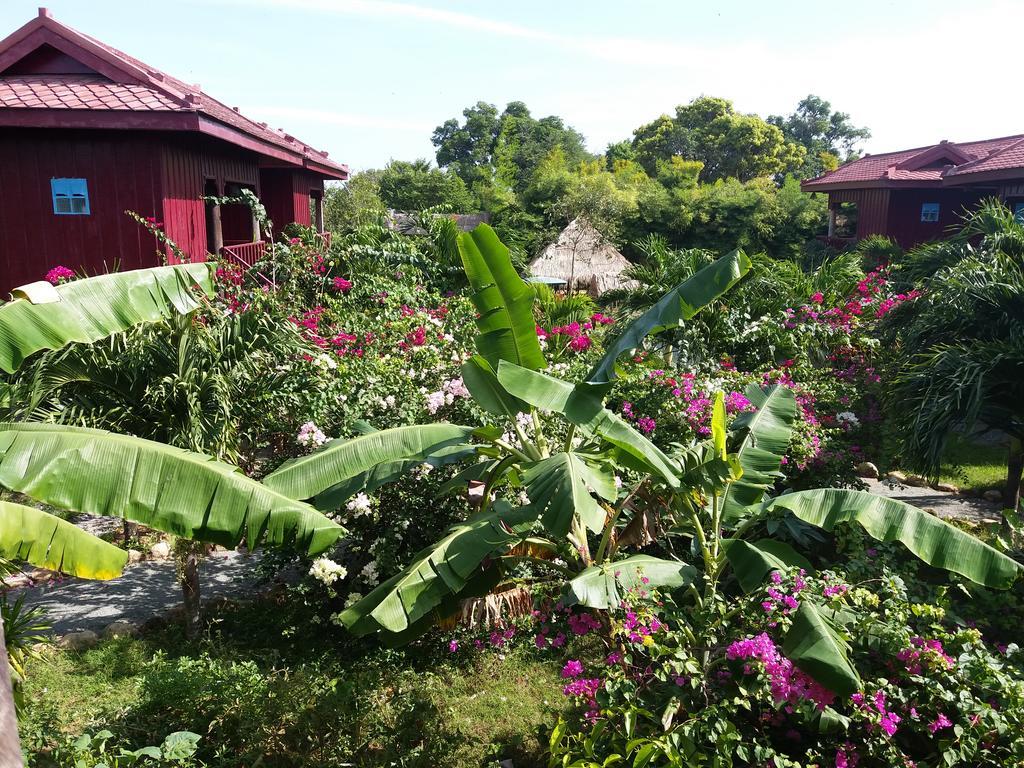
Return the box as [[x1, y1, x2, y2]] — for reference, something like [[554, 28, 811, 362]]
[[19, 597, 569, 768], [936, 434, 1007, 493]]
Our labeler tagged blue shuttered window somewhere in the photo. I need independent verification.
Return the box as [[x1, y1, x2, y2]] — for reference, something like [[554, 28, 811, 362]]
[[51, 178, 90, 215]]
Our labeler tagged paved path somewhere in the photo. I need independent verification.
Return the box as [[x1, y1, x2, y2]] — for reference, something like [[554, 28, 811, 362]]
[[15, 550, 264, 635], [863, 478, 1003, 524]]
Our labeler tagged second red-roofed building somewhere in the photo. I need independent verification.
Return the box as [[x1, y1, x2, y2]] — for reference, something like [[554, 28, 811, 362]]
[[0, 8, 348, 292], [802, 134, 1024, 249]]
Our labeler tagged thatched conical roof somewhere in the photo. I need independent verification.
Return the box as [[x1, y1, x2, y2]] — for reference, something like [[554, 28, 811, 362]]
[[528, 218, 635, 295]]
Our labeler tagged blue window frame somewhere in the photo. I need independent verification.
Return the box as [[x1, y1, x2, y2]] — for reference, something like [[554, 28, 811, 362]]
[[1014, 202, 1024, 223], [51, 178, 90, 215], [920, 202, 940, 223]]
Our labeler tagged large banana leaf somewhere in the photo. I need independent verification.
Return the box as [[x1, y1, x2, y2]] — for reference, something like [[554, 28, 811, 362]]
[[563, 554, 699, 609], [263, 424, 476, 501], [496, 361, 680, 488], [722, 385, 798, 521], [460, 355, 527, 417], [0, 264, 214, 374], [339, 501, 539, 635], [0, 500, 128, 580], [783, 602, 860, 696], [522, 452, 615, 536], [723, 538, 813, 593], [314, 443, 475, 511], [768, 489, 1023, 588], [458, 225, 546, 371], [0, 423, 343, 556], [587, 249, 751, 387]]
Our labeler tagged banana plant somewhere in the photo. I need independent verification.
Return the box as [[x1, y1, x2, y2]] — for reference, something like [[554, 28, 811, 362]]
[[263, 223, 1022, 695]]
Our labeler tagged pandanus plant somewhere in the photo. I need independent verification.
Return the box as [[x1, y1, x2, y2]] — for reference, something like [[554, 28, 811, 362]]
[[0, 265, 346, 765], [262, 224, 1022, 696]]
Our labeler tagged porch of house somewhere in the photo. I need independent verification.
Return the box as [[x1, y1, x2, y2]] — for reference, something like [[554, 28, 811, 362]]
[[207, 169, 330, 279]]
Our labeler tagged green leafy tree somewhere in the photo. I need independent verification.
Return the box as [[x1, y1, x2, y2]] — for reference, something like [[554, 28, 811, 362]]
[[433, 101, 589, 196], [323, 170, 384, 234], [769, 94, 871, 179], [376, 159, 474, 212], [633, 96, 806, 183]]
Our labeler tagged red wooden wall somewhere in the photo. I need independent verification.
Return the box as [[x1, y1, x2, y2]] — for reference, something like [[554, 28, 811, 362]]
[[160, 138, 260, 259], [884, 189, 983, 249], [259, 168, 322, 232], [0, 127, 163, 290]]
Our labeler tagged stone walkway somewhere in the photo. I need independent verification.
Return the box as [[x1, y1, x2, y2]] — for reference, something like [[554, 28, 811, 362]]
[[863, 478, 1003, 524], [15, 549, 264, 635]]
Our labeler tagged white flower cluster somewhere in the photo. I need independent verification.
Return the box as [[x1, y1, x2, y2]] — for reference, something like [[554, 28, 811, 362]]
[[424, 377, 471, 415], [346, 492, 373, 517], [297, 421, 328, 447], [377, 394, 397, 410], [836, 411, 860, 428], [309, 557, 347, 586], [313, 353, 337, 371], [360, 560, 379, 586]]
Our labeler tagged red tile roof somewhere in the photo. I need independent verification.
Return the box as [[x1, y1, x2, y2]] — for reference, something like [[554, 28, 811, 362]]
[[803, 134, 1024, 191], [0, 10, 346, 179]]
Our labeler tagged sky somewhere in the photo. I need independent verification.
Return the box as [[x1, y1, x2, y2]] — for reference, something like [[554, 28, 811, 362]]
[[3, 0, 1023, 173]]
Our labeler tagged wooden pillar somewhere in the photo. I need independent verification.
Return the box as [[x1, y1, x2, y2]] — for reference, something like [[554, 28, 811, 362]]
[[313, 194, 324, 233], [211, 203, 224, 253], [827, 205, 837, 238]]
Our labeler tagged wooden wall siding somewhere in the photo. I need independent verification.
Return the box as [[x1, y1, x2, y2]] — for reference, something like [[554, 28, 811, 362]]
[[259, 169, 323, 231], [0, 128, 162, 292], [160, 139, 260, 261], [885, 189, 984, 249]]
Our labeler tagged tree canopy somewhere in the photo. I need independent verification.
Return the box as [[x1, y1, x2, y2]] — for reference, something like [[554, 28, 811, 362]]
[[769, 94, 871, 179]]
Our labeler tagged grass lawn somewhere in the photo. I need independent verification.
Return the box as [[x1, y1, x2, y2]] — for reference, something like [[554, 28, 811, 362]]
[[935, 434, 1007, 494], [19, 595, 570, 768]]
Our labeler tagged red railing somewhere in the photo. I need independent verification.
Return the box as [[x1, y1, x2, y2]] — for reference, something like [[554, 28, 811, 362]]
[[219, 232, 332, 289], [220, 240, 267, 269]]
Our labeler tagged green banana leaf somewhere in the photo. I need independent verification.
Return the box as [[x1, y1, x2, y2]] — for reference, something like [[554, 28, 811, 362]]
[[723, 538, 813, 593], [522, 452, 615, 536], [0, 264, 214, 374], [563, 554, 699, 609], [0, 500, 128, 580], [0, 422, 343, 556], [313, 443, 476, 511], [263, 424, 476, 501], [458, 224, 546, 371], [768, 488, 1023, 588], [722, 385, 799, 521], [339, 501, 539, 635], [586, 249, 751, 387], [496, 361, 680, 488], [461, 355, 527, 417], [783, 602, 860, 696]]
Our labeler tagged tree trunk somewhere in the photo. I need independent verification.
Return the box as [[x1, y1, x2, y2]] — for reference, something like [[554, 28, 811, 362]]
[[1005, 437, 1023, 521], [0, 615, 24, 767], [180, 550, 202, 639]]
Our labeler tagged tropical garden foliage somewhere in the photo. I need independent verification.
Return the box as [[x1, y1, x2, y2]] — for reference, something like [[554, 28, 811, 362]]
[[3, 173, 1024, 768]]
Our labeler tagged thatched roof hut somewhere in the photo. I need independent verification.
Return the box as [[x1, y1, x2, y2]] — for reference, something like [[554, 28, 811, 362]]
[[528, 218, 635, 296]]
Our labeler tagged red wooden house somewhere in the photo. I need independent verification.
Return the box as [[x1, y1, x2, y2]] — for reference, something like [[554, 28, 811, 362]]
[[0, 8, 347, 293], [802, 134, 1024, 249]]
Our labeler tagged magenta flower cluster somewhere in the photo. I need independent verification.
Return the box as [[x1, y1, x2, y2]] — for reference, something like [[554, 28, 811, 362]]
[[726, 632, 835, 710], [897, 636, 956, 674], [45, 265, 76, 285], [851, 690, 901, 737]]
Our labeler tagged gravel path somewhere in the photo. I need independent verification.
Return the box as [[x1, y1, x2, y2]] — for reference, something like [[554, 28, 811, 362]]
[[15, 549, 264, 635], [863, 478, 1003, 524]]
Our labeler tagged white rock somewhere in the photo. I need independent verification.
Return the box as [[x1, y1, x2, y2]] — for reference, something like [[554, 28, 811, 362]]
[[150, 541, 171, 559], [983, 489, 1004, 503], [904, 474, 929, 488], [58, 630, 99, 651], [127, 549, 143, 564], [934, 482, 959, 493], [854, 461, 879, 479]]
